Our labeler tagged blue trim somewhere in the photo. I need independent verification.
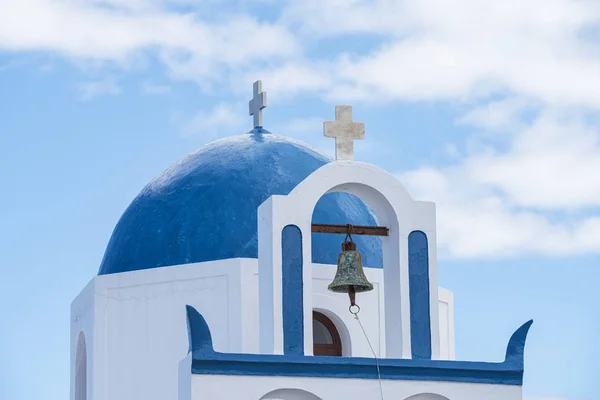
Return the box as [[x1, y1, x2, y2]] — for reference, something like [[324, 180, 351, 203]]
[[248, 126, 271, 135], [408, 231, 432, 360], [186, 305, 214, 356], [186, 306, 533, 386], [282, 225, 304, 356], [504, 319, 533, 369]]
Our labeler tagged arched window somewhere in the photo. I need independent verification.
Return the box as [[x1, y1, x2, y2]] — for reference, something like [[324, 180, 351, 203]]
[[312, 311, 342, 356]]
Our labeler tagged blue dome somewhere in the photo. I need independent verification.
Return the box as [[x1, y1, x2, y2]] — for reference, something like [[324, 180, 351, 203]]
[[98, 128, 382, 275]]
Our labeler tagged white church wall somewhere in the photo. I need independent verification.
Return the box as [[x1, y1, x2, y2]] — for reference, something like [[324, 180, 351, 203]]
[[311, 262, 383, 358], [438, 288, 455, 360], [240, 263, 261, 354], [311, 263, 455, 360], [189, 374, 522, 400], [240, 257, 454, 359], [73, 258, 252, 400], [178, 353, 192, 400], [70, 278, 95, 400], [70, 255, 454, 400]]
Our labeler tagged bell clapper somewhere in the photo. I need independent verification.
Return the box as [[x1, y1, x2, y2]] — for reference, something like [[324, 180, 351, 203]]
[[348, 285, 361, 314]]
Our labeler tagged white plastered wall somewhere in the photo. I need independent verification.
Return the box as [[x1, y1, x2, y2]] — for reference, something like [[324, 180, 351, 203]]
[[71, 259, 454, 400], [71, 279, 95, 400], [438, 288, 456, 360], [189, 374, 522, 400], [310, 264, 455, 359], [70, 258, 258, 400]]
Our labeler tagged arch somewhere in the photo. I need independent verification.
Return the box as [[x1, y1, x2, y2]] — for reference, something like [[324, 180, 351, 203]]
[[312, 306, 352, 356], [404, 394, 451, 400], [75, 332, 87, 400], [260, 388, 323, 400], [312, 311, 342, 356], [310, 191, 382, 268]]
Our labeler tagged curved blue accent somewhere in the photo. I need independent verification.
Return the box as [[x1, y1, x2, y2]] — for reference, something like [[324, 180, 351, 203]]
[[408, 231, 432, 360], [504, 319, 534, 368], [99, 129, 382, 275], [282, 225, 304, 356], [185, 305, 215, 357], [185, 305, 533, 385]]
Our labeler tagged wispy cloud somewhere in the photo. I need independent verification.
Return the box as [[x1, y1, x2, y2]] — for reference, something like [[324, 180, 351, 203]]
[[457, 97, 536, 132], [1, 0, 599, 107], [0, 0, 299, 90], [399, 108, 600, 259], [178, 102, 246, 139], [76, 78, 121, 101], [276, 0, 600, 107], [141, 81, 171, 95]]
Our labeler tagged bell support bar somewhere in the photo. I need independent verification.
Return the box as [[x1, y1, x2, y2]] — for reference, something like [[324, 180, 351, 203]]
[[311, 223, 389, 237]]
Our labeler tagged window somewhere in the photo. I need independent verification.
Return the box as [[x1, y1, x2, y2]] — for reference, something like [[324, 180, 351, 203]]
[[312, 311, 342, 356]]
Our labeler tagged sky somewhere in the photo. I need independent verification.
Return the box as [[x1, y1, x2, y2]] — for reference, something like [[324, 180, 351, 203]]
[[0, 0, 599, 399]]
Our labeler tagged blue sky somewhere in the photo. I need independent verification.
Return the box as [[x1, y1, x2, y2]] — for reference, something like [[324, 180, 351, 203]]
[[1, 1, 599, 399]]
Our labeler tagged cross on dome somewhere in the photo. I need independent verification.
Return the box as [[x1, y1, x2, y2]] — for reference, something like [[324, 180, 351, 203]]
[[249, 80, 267, 128], [323, 105, 365, 161]]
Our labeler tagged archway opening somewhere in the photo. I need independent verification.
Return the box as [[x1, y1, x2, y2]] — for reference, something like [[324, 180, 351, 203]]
[[312, 311, 342, 356], [311, 192, 382, 268], [260, 388, 323, 400]]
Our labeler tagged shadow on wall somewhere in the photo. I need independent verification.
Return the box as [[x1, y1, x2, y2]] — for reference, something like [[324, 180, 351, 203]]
[[405, 394, 450, 400], [75, 332, 87, 400], [260, 388, 323, 400]]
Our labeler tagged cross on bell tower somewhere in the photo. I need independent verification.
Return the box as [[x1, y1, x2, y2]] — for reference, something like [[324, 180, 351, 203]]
[[323, 105, 365, 161], [249, 80, 267, 128]]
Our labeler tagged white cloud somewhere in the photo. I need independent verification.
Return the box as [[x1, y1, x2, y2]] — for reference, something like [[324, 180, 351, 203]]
[[77, 78, 121, 100], [141, 81, 171, 94], [466, 111, 600, 210], [272, 116, 335, 157], [399, 108, 600, 259], [2, 0, 598, 107], [458, 97, 536, 132], [274, 0, 600, 108], [0, 0, 299, 85], [179, 102, 246, 138]]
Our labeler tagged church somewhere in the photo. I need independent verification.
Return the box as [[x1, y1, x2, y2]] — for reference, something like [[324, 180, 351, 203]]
[[70, 81, 533, 400]]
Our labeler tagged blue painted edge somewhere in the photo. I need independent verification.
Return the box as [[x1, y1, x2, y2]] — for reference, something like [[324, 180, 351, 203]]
[[504, 319, 533, 369], [282, 225, 304, 356], [408, 231, 432, 360], [185, 306, 533, 386], [248, 126, 272, 135]]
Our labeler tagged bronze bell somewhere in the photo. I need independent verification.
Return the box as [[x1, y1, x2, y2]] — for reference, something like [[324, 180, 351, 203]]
[[328, 236, 374, 296]]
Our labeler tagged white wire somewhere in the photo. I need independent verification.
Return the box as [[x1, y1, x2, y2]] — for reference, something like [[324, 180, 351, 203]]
[[353, 312, 384, 399]]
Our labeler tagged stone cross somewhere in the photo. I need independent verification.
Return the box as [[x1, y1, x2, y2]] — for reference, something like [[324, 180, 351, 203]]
[[249, 80, 267, 128], [323, 105, 365, 160]]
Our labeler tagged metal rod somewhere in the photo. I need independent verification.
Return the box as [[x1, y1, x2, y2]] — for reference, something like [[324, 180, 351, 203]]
[[311, 223, 389, 236]]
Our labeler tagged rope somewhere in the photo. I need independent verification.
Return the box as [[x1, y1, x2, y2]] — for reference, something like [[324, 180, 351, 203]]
[[352, 309, 384, 399]]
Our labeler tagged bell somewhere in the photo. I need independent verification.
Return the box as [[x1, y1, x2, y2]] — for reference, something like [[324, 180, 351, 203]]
[[328, 239, 374, 294]]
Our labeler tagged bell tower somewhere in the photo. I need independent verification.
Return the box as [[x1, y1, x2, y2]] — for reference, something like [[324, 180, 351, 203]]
[[257, 105, 441, 360]]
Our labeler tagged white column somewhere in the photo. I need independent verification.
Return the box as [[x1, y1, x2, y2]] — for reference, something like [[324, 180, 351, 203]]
[[382, 229, 412, 358], [258, 196, 284, 354]]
